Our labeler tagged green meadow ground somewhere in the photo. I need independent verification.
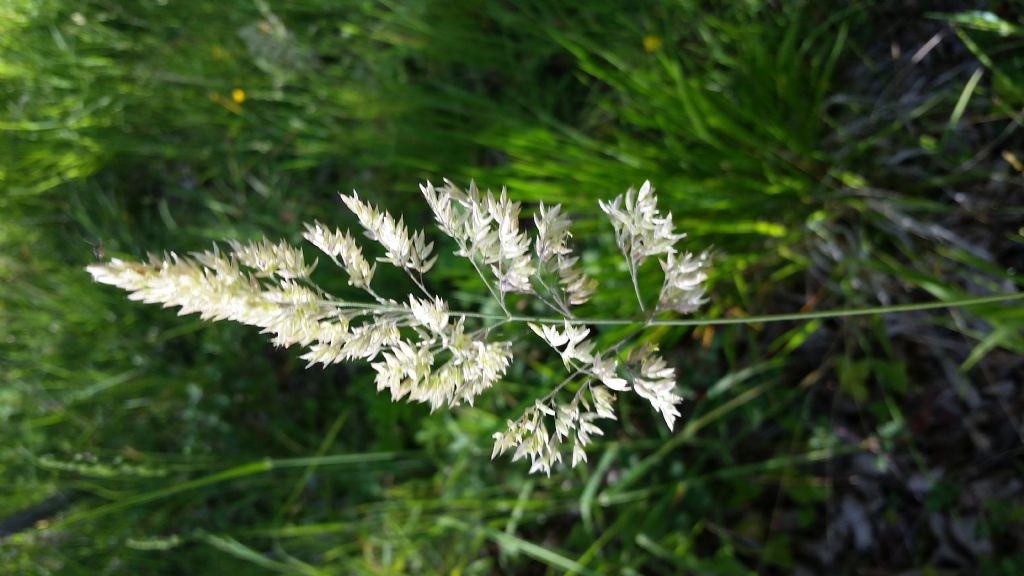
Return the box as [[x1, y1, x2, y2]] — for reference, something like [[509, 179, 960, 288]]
[[3, 1, 1024, 573]]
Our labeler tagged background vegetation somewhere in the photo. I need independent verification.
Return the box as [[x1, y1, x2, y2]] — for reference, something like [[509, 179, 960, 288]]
[[2, 0, 1023, 573]]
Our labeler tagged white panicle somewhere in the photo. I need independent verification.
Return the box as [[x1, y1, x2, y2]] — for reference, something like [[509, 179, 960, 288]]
[[483, 187, 535, 294], [89, 177, 712, 475], [535, 202, 597, 307], [599, 180, 684, 267], [590, 355, 629, 392], [490, 382, 614, 476], [420, 180, 465, 240], [373, 340, 434, 403], [461, 181, 500, 262], [340, 191, 436, 274], [557, 255, 597, 306], [658, 251, 711, 314], [529, 321, 595, 367], [302, 221, 376, 289], [534, 202, 572, 264], [424, 180, 536, 299], [87, 248, 345, 353], [228, 238, 316, 279], [454, 339, 512, 405], [628, 346, 684, 430], [408, 295, 449, 335]]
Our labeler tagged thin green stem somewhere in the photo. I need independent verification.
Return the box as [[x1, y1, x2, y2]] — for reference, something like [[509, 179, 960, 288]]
[[320, 292, 1022, 328]]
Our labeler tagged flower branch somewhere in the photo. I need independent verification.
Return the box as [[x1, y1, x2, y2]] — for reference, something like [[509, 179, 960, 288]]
[[87, 178, 1022, 474]]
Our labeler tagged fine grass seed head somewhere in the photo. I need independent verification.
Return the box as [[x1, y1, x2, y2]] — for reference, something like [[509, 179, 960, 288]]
[[88, 179, 712, 475]]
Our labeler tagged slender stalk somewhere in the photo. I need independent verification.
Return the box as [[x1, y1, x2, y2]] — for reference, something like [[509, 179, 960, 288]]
[[535, 291, 568, 316], [364, 285, 388, 306], [537, 370, 586, 405], [468, 256, 509, 316], [320, 292, 1022, 328], [405, 269, 433, 299], [535, 273, 572, 318], [628, 259, 646, 313]]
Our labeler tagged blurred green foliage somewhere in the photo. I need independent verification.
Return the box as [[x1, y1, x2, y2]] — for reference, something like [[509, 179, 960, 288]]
[[2, 0, 1023, 573]]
